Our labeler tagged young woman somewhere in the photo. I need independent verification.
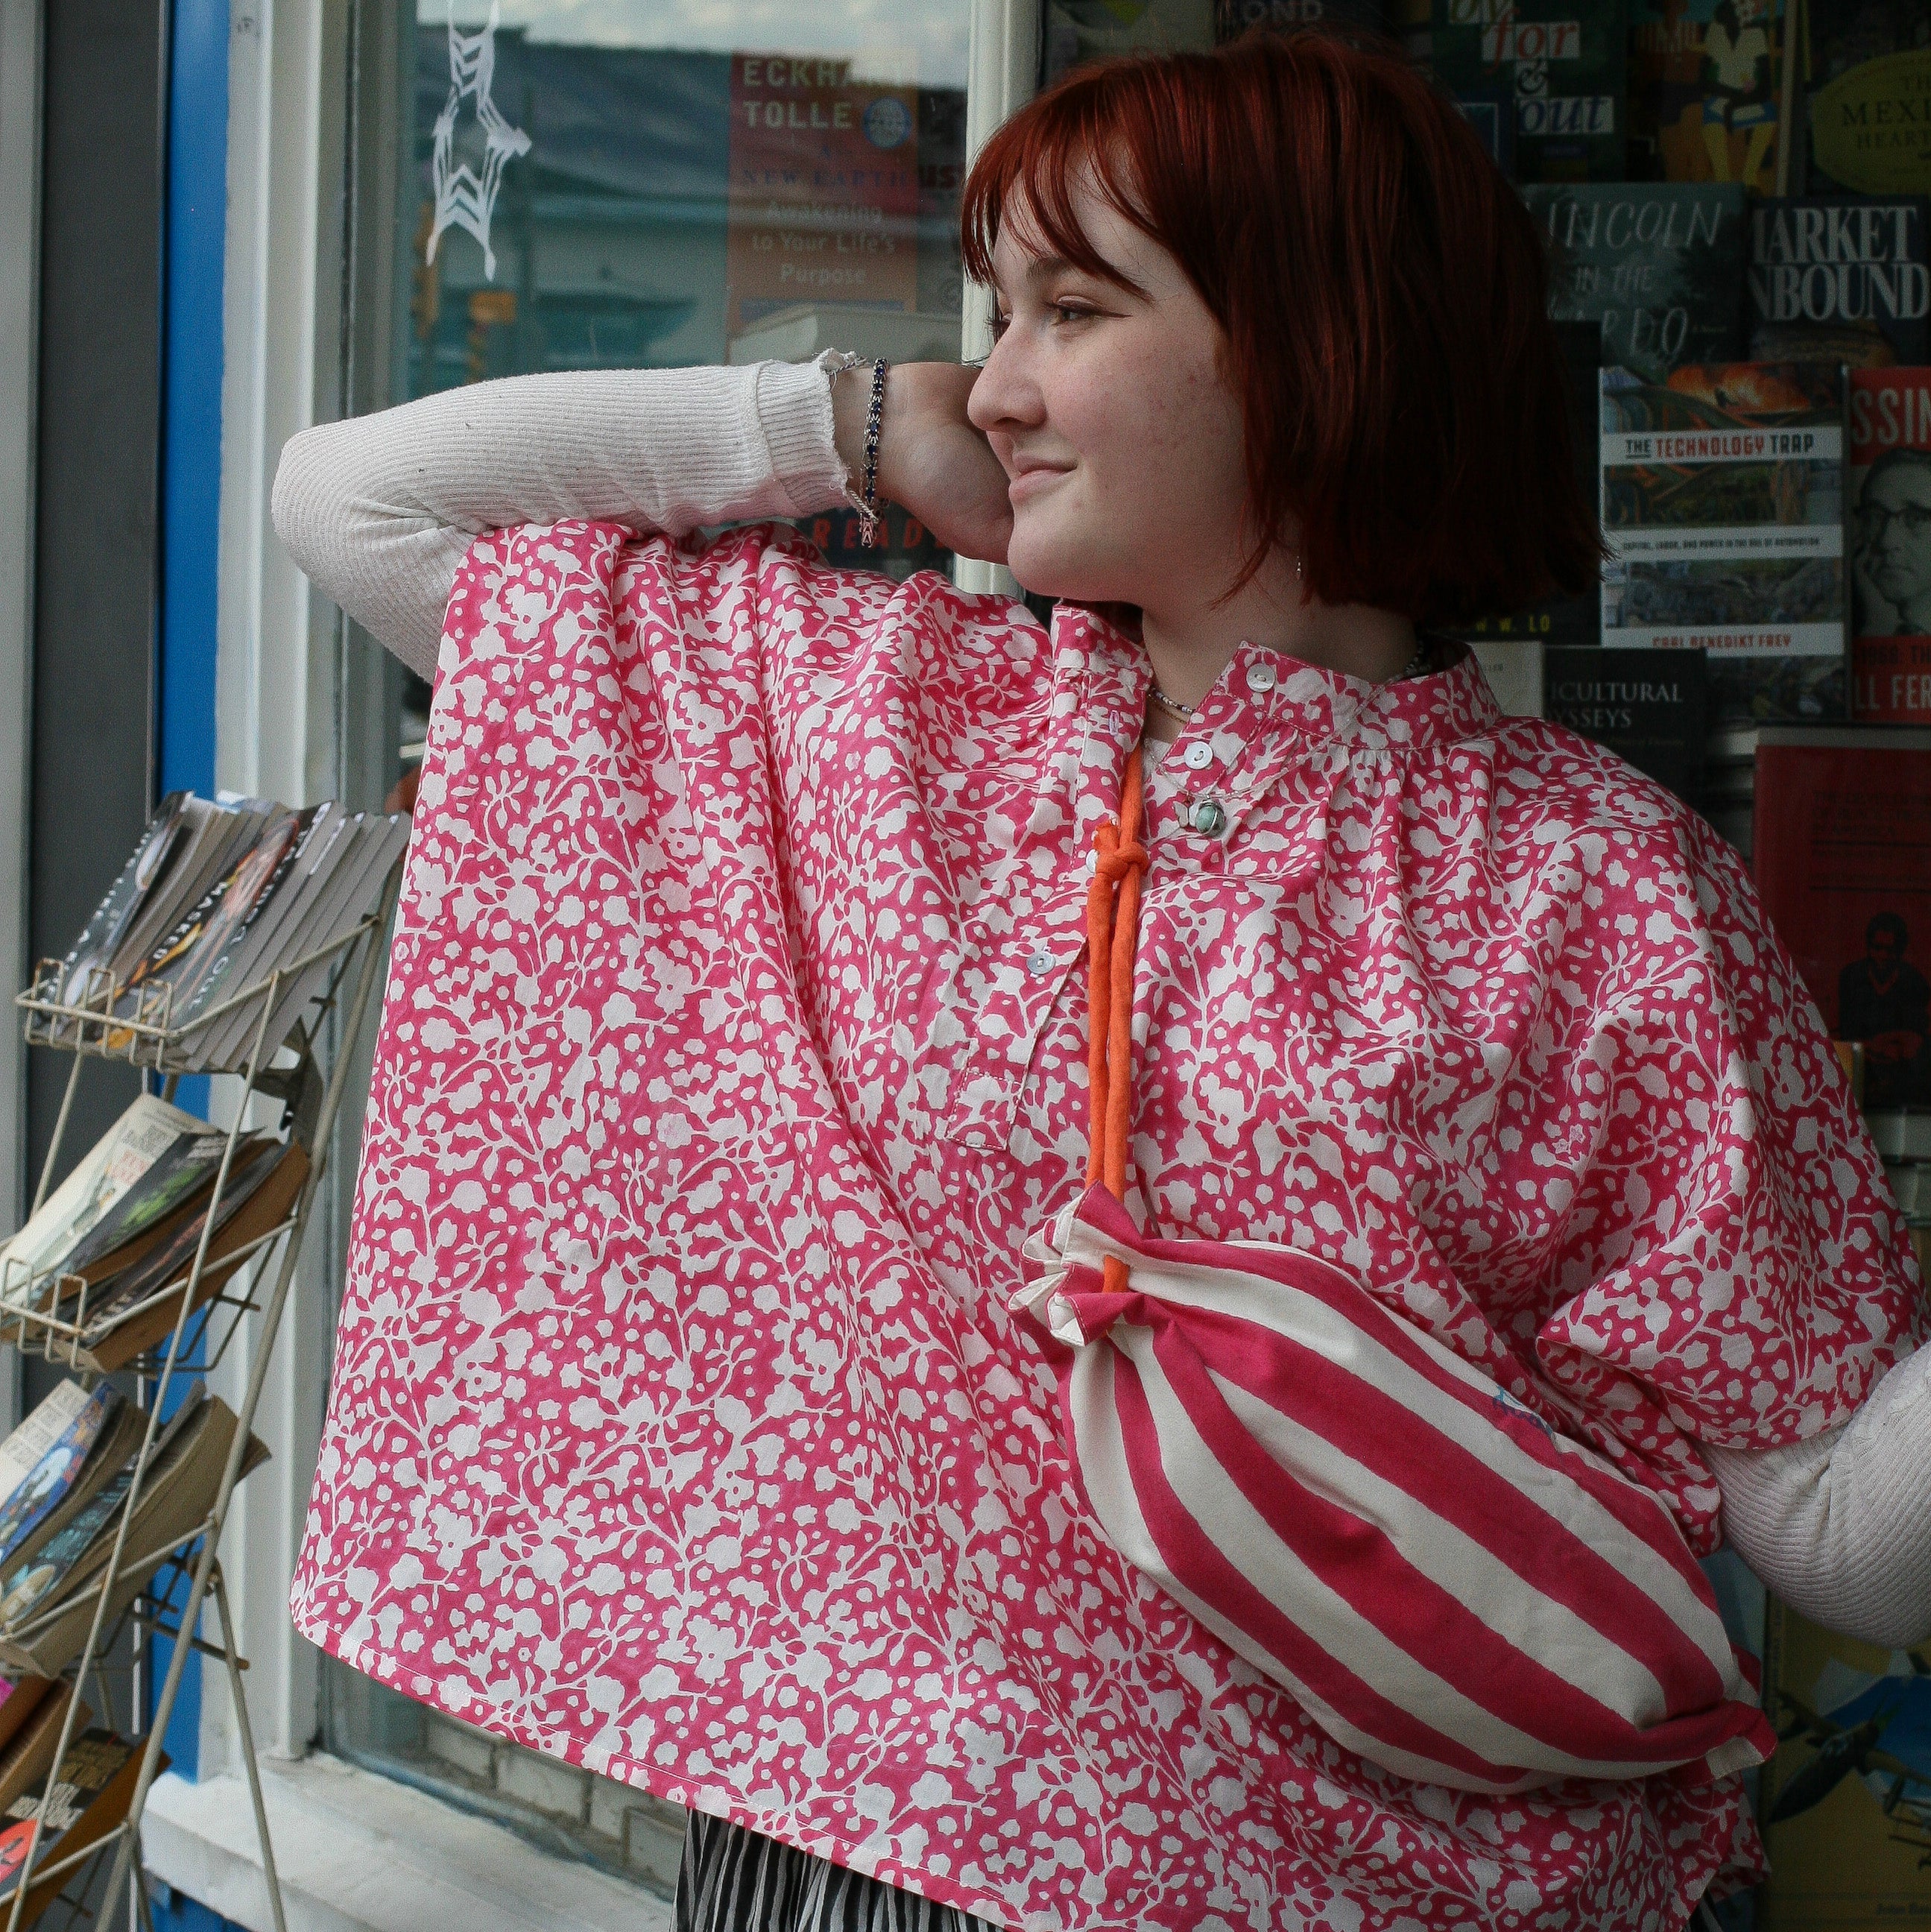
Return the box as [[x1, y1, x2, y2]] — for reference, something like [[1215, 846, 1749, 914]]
[[276, 30, 1931, 1932]]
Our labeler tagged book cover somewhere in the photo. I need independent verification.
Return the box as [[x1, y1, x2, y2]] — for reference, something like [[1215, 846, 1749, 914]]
[[1525, 183, 1748, 383], [1426, 0, 1625, 183], [0, 1098, 210, 1304], [1544, 645, 1709, 799], [1751, 197, 1931, 365], [0, 1729, 150, 1925], [1456, 320, 1604, 647], [73, 1140, 307, 1374], [1465, 637, 1546, 714], [53, 792, 192, 1008], [1753, 725, 1931, 1108], [1849, 367, 1931, 721], [51, 1131, 244, 1281], [1757, 1597, 1931, 1928], [1628, 0, 1789, 194], [1802, 0, 1931, 198], [0, 1389, 118, 1577], [1601, 360, 1849, 727]]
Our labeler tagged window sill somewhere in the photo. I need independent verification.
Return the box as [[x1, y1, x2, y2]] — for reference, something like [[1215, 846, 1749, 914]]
[[142, 1754, 676, 1932]]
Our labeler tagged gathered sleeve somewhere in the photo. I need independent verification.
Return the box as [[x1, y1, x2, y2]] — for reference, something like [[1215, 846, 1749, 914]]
[[1528, 809, 1926, 1539]]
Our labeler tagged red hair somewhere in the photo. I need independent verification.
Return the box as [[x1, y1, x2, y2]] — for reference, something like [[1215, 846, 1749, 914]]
[[960, 30, 1600, 627]]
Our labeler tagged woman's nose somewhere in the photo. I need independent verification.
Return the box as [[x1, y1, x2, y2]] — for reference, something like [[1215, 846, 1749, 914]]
[[966, 325, 1042, 436]]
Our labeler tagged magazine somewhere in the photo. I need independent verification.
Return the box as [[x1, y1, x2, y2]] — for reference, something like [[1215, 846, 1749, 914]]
[[0, 1728, 148, 1925], [1848, 367, 1931, 724], [0, 1098, 211, 1307], [0, 1387, 120, 1576], [69, 1140, 307, 1374]]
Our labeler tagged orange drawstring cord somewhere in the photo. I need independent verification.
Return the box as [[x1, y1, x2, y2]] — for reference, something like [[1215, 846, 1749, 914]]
[[1084, 748, 1148, 1295]]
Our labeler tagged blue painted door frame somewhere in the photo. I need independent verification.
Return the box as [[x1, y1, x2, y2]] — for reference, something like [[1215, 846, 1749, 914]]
[[149, 4, 226, 1923]]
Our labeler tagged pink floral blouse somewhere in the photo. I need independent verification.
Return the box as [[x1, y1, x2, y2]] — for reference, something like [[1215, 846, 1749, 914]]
[[292, 520, 1924, 1932]]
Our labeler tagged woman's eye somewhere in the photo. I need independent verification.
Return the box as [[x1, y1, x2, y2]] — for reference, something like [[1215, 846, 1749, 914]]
[[1052, 303, 1096, 325]]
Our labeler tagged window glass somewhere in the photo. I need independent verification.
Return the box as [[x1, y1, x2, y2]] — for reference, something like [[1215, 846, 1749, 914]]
[[324, 1, 971, 1889]]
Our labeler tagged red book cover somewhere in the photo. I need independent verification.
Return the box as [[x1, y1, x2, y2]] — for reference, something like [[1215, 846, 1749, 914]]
[[1849, 369, 1931, 723], [1754, 725, 1931, 1109]]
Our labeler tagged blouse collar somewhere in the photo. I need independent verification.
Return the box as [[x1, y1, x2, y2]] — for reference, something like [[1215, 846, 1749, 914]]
[[1055, 603, 1504, 763]]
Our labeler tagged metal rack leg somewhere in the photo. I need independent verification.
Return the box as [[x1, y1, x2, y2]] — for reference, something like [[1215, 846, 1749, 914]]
[[95, 906, 394, 1930], [209, 1568, 286, 1932], [28, 1055, 84, 1217]]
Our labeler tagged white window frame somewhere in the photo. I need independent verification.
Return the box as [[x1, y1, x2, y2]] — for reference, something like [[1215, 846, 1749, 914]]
[[146, 3, 1039, 1924]]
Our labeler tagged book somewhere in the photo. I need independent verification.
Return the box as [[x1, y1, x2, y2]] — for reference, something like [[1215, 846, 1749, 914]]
[[1466, 637, 1546, 714], [53, 792, 196, 1009], [1544, 645, 1709, 799], [50, 1130, 258, 1283], [1758, 1597, 1931, 1928], [1802, 0, 1931, 198], [1848, 367, 1931, 722], [171, 802, 329, 1036], [69, 1140, 308, 1375], [1042, 0, 1216, 85], [113, 806, 303, 1035], [0, 1729, 151, 1927], [1454, 320, 1605, 647], [0, 1683, 55, 1770], [1750, 196, 1931, 365], [1214, 0, 1393, 37], [0, 1387, 120, 1576], [1600, 360, 1849, 727], [1425, 0, 1625, 183], [0, 1404, 144, 1594], [0, 1392, 265, 1676], [1753, 725, 1931, 1109], [1628, 0, 1789, 195], [0, 1688, 83, 1817], [1526, 183, 1748, 383], [0, 1098, 211, 1306]]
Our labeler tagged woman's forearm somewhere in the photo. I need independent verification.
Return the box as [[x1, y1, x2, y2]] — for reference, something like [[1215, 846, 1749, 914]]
[[271, 359, 852, 681], [1708, 1342, 1931, 1647]]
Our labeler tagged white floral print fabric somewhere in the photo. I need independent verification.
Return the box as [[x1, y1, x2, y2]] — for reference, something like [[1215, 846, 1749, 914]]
[[293, 521, 1925, 1932]]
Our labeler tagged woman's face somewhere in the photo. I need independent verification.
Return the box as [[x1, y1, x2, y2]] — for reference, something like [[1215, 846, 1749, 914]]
[[967, 177, 1253, 611]]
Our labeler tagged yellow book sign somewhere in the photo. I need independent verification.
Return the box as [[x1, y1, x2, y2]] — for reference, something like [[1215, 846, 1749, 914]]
[[1810, 50, 1931, 197], [1760, 1598, 1931, 1929]]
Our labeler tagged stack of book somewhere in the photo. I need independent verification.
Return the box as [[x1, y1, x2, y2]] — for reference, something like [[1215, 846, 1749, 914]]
[[0, 1096, 306, 1370], [0, 1721, 154, 1927], [0, 1380, 259, 1678], [34, 792, 407, 1070]]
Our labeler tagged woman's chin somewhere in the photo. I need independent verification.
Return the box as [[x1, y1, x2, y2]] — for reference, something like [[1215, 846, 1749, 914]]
[[1005, 528, 1128, 607]]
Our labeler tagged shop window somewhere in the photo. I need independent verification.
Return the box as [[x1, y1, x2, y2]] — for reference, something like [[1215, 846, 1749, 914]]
[[326, 0, 972, 1890]]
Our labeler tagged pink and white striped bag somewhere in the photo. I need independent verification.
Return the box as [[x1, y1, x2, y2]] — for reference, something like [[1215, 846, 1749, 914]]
[[1013, 751, 1777, 1794]]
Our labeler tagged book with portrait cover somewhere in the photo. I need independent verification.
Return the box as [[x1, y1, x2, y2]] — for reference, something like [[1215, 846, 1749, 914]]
[[1525, 183, 1746, 384], [1628, 0, 1788, 195], [1849, 367, 1931, 722], [1426, 0, 1625, 183], [1801, 0, 1931, 200], [1753, 725, 1931, 1111], [1757, 1597, 1931, 1929], [1750, 198, 1931, 366], [1600, 360, 1849, 727], [1543, 646, 1708, 800]]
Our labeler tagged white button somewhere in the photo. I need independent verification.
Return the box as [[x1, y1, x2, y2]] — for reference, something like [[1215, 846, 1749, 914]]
[[1245, 662, 1277, 692], [1026, 950, 1052, 976], [1182, 742, 1214, 771]]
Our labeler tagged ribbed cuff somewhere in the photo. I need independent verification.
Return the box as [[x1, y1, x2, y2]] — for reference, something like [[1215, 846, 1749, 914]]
[[756, 358, 847, 517]]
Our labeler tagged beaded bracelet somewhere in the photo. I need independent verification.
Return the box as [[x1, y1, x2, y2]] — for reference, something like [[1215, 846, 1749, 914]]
[[859, 357, 888, 549]]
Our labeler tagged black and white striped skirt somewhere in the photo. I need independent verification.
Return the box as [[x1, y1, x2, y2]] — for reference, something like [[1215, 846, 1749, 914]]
[[674, 1813, 998, 1932]]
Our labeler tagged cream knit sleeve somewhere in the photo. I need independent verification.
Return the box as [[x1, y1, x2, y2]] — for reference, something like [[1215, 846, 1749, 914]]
[[270, 359, 853, 683], [1709, 1342, 1931, 1649]]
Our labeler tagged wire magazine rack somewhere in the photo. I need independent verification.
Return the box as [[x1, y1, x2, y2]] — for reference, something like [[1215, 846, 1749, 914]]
[[1, 864, 402, 1932]]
